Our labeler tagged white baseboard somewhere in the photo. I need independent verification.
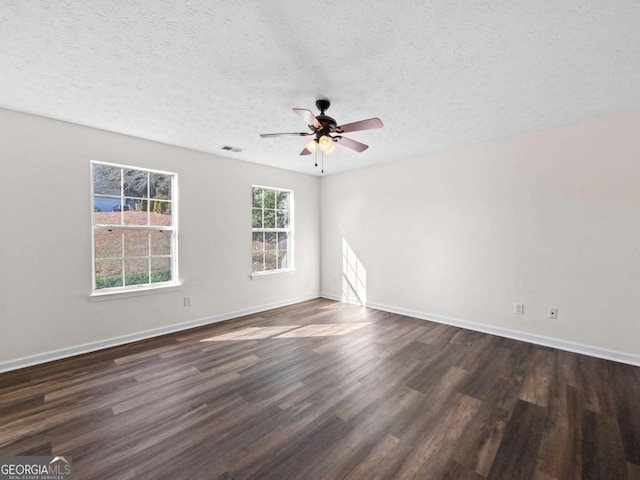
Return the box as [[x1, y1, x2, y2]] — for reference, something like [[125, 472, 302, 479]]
[[320, 292, 363, 306], [0, 294, 320, 373], [356, 299, 640, 367], [320, 292, 342, 302]]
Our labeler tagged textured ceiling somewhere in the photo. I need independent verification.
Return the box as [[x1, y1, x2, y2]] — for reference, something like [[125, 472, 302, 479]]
[[1, 1, 640, 175]]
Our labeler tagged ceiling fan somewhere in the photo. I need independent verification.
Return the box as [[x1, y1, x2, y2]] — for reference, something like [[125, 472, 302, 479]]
[[260, 99, 383, 158]]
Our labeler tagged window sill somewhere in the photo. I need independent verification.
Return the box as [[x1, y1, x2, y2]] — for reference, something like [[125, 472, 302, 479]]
[[90, 283, 181, 302], [250, 269, 296, 280]]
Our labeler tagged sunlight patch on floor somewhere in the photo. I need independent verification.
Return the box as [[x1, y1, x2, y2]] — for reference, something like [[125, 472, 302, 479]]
[[201, 323, 370, 342]]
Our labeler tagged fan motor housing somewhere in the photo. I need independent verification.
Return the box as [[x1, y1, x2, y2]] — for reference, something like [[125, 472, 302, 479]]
[[316, 114, 337, 131]]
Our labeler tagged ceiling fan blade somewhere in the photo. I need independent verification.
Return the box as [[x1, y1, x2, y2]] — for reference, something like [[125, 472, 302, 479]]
[[334, 136, 369, 152], [300, 147, 312, 155], [260, 132, 313, 138], [334, 117, 383, 134], [293, 108, 322, 130]]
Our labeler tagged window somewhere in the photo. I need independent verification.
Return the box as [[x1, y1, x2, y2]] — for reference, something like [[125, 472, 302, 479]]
[[252, 186, 293, 274], [91, 161, 178, 294]]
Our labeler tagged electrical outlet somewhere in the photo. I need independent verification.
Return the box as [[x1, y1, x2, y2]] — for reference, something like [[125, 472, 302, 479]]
[[548, 307, 558, 319], [513, 303, 524, 315], [184, 296, 192, 307]]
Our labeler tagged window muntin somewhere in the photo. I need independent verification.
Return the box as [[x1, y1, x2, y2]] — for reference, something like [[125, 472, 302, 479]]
[[91, 161, 177, 293], [252, 186, 293, 274]]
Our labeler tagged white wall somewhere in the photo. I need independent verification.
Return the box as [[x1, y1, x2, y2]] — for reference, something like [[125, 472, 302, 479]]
[[0, 109, 320, 368], [321, 110, 640, 361]]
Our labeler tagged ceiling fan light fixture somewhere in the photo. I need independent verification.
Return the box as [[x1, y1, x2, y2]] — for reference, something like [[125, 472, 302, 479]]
[[325, 142, 336, 155], [318, 135, 332, 152], [305, 139, 318, 153]]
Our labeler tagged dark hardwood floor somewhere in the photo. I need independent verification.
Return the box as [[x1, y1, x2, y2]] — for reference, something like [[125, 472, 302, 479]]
[[1, 298, 639, 479]]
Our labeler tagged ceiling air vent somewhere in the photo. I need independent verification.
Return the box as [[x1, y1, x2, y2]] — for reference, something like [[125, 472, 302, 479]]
[[220, 145, 244, 153]]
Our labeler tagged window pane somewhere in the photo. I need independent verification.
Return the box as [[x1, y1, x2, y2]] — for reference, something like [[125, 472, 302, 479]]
[[95, 230, 122, 259], [123, 169, 148, 198], [125, 258, 149, 286], [278, 251, 289, 269], [123, 198, 147, 225], [150, 201, 171, 226], [125, 198, 143, 211], [264, 209, 276, 228], [151, 231, 171, 256], [95, 259, 123, 289], [265, 232, 277, 271], [150, 173, 171, 200], [93, 196, 121, 215], [124, 230, 149, 257], [94, 210, 122, 226], [276, 210, 288, 228], [252, 208, 262, 228], [151, 257, 172, 283], [277, 232, 289, 251], [265, 232, 277, 248], [265, 251, 278, 271], [252, 232, 263, 250], [276, 191, 289, 210], [252, 252, 264, 272], [277, 232, 289, 270], [252, 232, 264, 272], [93, 164, 120, 195], [252, 188, 263, 208], [264, 189, 275, 209]]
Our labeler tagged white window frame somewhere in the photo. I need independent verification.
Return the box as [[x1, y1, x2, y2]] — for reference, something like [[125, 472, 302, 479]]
[[251, 185, 294, 276], [90, 160, 179, 297]]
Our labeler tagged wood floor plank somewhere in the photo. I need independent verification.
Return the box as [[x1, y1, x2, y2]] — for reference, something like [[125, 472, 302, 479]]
[[534, 470, 560, 480], [458, 343, 512, 401], [375, 367, 472, 478], [0, 372, 32, 392], [487, 399, 547, 480], [228, 383, 365, 479], [580, 355, 617, 415], [518, 347, 554, 407], [246, 414, 351, 480], [342, 433, 400, 480], [0, 298, 638, 479], [306, 386, 425, 480], [453, 376, 512, 477], [441, 459, 486, 480], [613, 362, 640, 465], [390, 393, 482, 478], [582, 409, 628, 480], [537, 383, 582, 479], [627, 461, 640, 480]]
